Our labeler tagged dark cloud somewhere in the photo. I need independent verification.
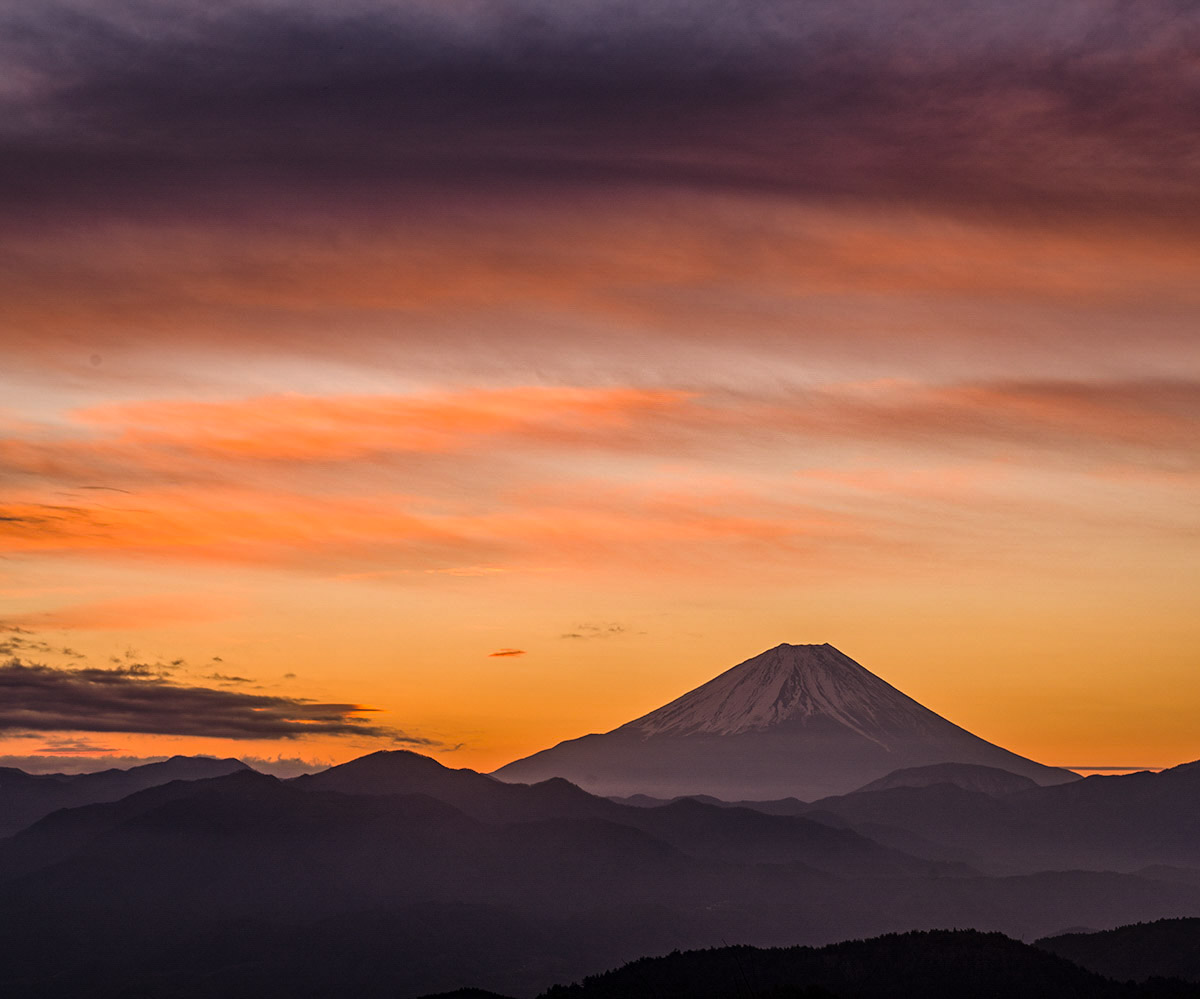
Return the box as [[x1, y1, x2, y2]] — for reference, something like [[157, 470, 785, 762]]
[[35, 738, 120, 754], [487, 648, 526, 657], [0, 633, 88, 660], [0, 657, 433, 742], [0, 0, 1196, 222]]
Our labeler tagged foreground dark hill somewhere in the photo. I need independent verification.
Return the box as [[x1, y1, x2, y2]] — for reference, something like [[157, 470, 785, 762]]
[[494, 644, 1077, 800], [1, 752, 1199, 997], [0, 755, 249, 836], [793, 760, 1200, 874], [1037, 918, 1200, 983], [538, 929, 1200, 999]]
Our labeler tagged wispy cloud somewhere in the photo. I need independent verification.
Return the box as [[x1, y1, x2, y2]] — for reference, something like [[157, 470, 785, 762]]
[[487, 649, 526, 658], [2, 595, 241, 631], [561, 623, 628, 640], [1, 378, 1195, 582], [35, 738, 121, 755]]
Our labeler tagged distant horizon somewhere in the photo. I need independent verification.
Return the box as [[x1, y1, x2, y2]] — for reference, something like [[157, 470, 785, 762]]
[[0, 749, 1181, 782]]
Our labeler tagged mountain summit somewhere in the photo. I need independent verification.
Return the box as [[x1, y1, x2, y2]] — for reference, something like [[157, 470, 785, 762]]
[[623, 643, 941, 741], [494, 643, 1078, 800]]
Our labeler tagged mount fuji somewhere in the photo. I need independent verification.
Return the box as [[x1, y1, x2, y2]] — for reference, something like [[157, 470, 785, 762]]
[[493, 643, 1078, 800]]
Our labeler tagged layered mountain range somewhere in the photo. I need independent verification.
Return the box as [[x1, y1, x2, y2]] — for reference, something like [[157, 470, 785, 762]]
[[494, 643, 1078, 799], [0, 642, 1195, 997], [0, 754, 248, 837], [0, 748, 1196, 996]]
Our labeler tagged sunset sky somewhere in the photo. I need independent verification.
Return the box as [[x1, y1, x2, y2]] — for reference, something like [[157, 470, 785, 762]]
[[2, 0, 1197, 777]]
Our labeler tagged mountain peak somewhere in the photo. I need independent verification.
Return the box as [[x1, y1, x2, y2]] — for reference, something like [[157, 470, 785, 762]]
[[494, 642, 1078, 800], [312, 749, 451, 779], [619, 643, 929, 742]]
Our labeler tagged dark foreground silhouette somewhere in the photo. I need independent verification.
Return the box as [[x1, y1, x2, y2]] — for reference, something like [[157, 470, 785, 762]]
[[0, 750, 1198, 997], [1037, 918, 1200, 983], [532, 929, 1200, 998], [411, 930, 1200, 999]]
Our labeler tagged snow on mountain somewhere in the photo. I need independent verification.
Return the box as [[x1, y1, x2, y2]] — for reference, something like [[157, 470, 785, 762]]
[[622, 643, 940, 745], [493, 643, 1079, 801]]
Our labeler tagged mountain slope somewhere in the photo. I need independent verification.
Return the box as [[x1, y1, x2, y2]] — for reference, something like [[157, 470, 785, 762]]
[[494, 644, 1076, 800], [289, 750, 958, 879], [0, 755, 250, 837], [795, 759, 1200, 874]]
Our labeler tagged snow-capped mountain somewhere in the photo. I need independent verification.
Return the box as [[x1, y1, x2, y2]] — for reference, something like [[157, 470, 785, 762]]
[[493, 643, 1078, 800], [623, 643, 948, 742]]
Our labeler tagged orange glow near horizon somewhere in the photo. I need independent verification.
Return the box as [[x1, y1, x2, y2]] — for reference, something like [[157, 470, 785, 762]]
[[3, 187, 1199, 779]]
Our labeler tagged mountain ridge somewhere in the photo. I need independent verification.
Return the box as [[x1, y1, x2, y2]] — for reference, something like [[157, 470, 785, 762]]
[[0, 754, 251, 838]]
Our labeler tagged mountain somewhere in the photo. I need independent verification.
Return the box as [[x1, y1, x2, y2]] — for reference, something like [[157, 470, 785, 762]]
[[0, 755, 250, 837], [2, 753, 1198, 997], [793, 759, 1200, 874], [0, 769, 281, 881], [1037, 918, 1200, 983], [493, 643, 1077, 800], [853, 763, 1039, 796], [291, 750, 957, 878]]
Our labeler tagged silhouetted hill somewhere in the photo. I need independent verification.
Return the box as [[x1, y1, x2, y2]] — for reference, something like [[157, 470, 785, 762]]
[[291, 750, 960, 879], [539, 929, 1200, 999], [610, 792, 812, 816], [294, 750, 616, 824], [853, 762, 1040, 796], [0, 769, 280, 880], [0, 755, 250, 837], [295, 749, 504, 799], [1037, 918, 1200, 983], [789, 759, 1200, 873]]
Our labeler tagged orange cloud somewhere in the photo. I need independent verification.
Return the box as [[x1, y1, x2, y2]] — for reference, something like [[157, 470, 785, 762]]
[[73, 386, 693, 462], [2, 379, 1195, 581], [0, 387, 695, 494], [6, 379, 1196, 500], [4, 195, 1198, 394]]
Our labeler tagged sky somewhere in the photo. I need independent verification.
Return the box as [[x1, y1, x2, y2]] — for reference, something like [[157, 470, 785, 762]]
[[2, 0, 1198, 777]]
